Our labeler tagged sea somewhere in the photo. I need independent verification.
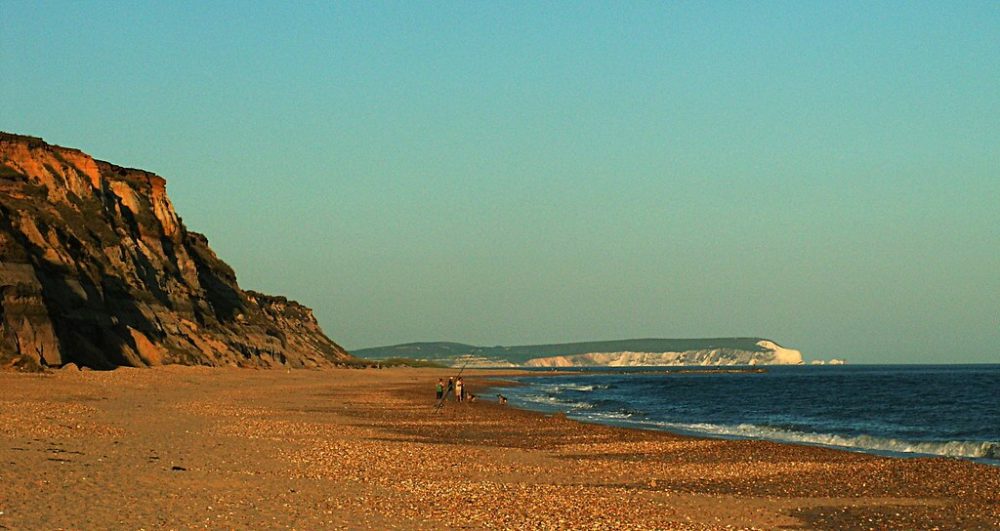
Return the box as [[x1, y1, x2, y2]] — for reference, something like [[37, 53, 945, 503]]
[[492, 364, 1000, 464]]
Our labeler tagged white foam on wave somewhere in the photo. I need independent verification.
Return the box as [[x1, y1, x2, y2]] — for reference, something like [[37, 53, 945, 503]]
[[579, 410, 636, 421], [533, 382, 609, 394], [604, 418, 1000, 460], [560, 383, 604, 392], [505, 390, 998, 460], [516, 393, 594, 411]]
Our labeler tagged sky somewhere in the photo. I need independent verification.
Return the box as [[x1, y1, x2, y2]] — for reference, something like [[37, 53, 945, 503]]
[[2, 1, 998, 363]]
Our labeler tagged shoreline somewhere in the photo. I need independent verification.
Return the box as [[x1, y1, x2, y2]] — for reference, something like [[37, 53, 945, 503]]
[[1, 366, 997, 529], [471, 371, 1000, 466]]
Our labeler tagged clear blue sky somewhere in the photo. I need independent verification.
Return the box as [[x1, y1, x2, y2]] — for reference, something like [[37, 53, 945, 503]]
[[2, 1, 998, 363]]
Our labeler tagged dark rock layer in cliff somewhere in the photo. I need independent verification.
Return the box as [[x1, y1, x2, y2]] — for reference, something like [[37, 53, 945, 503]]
[[0, 132, 356, 370]]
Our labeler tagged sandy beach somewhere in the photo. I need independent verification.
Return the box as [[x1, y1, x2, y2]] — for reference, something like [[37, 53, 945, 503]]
[[0, 367, 997, 530]]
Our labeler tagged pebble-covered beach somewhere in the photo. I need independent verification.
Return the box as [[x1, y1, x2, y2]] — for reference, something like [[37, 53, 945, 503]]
[[1, 366, 997, 529]]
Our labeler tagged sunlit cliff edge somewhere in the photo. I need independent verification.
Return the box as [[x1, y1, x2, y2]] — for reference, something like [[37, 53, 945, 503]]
[[0, 132, 356, 370]]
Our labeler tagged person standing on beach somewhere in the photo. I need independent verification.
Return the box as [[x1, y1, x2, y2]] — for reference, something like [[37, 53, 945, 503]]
[[436, 379, 444, 400], [446, 377, 455, 401], [455, 377, 464, 402]]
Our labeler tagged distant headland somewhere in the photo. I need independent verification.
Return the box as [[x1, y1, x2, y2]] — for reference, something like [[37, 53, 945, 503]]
[[353, 338, 835, 367]]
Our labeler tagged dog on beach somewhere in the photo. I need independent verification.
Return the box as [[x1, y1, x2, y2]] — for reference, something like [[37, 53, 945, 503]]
[[497, 394, 507, 405]]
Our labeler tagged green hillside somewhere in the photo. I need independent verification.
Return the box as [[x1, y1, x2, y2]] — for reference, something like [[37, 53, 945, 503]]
[[353, 338, 769, 365]]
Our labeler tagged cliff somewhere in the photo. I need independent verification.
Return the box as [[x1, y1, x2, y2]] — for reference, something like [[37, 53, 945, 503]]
[[523, 340, 803, 367], [0, 132, 356, 370], [355, 338, 804, 368]]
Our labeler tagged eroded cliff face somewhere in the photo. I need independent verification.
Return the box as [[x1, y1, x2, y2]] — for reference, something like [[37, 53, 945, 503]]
[[0, 132, 355, 370]]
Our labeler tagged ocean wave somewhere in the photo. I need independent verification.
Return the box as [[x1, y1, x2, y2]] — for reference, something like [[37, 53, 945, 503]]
[[504, 366, 1000, 463], [516, 393, 595, 411], [537, 383, 612, 393], [640, 421, 1000, 460], [509, 386, 640, 417], [579, 410, 639, 421], [506, 391, 998, 460], [563, 384, 596, 392]]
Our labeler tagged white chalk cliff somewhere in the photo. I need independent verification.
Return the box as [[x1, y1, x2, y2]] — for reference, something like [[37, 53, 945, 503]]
[[523, 340, 804, 367]]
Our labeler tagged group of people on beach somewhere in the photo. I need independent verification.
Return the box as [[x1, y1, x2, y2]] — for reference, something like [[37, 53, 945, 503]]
[[436, 377, 475, 403]]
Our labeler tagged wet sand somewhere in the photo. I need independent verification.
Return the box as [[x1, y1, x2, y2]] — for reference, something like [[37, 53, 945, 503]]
[[0, 366, 997, 530]]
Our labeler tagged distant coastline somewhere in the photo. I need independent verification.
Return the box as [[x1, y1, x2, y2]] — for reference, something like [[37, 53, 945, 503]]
[[352, 337, 828, 367]]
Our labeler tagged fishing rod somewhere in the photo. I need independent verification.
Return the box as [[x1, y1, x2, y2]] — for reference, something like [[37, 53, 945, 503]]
[[433, 355, 471, 413]]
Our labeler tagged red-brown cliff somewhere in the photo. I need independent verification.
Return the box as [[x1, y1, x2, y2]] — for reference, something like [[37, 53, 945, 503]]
[[0, 132, 356, 370]]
